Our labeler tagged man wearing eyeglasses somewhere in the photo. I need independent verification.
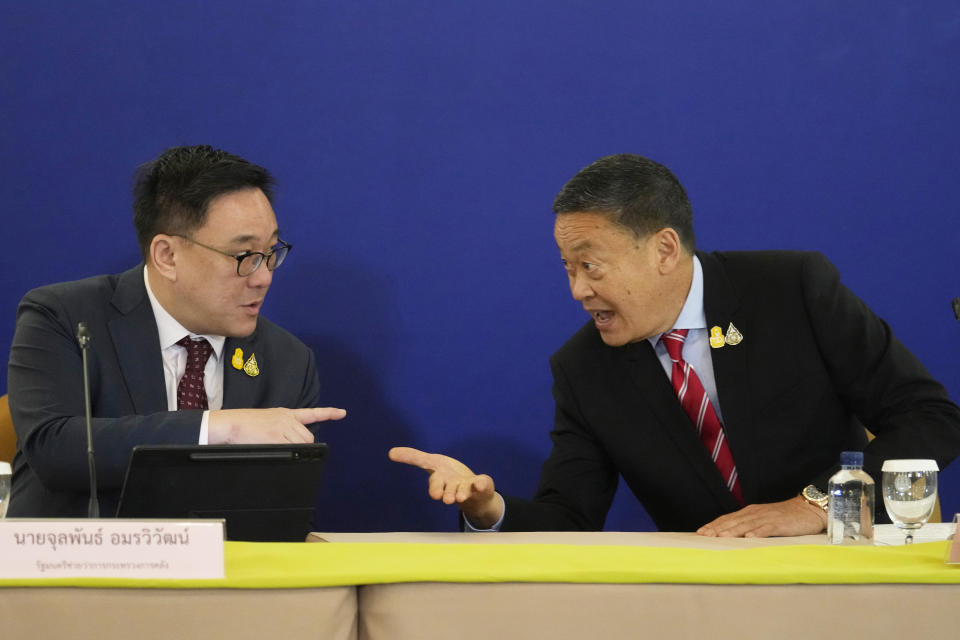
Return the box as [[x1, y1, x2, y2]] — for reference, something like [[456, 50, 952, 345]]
[[6, 145, 346, 517]]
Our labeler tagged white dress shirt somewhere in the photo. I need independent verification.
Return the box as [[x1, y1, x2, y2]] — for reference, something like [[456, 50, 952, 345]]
[[143, 267, 226, 444], [647, 256, 723, 423]]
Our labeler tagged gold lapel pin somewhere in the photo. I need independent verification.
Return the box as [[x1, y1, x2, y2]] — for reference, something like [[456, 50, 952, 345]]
[[243, 353, 260, 377], [231, 348, 245, 370], [709, 326, 726, 349], [724, 323, 743, 346]]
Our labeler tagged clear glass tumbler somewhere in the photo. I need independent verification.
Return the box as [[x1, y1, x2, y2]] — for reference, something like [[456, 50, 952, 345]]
[[881, 459, 938, 544]]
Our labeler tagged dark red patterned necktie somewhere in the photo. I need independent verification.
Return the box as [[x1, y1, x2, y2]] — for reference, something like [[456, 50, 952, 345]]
[[661, 329, 743, 505], [176, 337, 213, 410]]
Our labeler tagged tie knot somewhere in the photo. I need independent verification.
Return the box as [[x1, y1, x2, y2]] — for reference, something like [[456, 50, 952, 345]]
[[661, 329, 689, 362], [177, 336, 213, 370]]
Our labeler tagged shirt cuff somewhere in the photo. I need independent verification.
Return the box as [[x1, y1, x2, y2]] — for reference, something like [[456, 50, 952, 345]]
[[463, 493, 506, 532], [198, 410, 210, 445]]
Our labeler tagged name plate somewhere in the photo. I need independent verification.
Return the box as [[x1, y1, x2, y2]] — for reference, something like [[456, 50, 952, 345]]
[[0, 519, 225, 579]]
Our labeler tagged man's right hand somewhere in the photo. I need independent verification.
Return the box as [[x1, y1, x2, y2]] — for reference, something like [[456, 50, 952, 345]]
[[389, 446, 503, 529], [208, 407, 346, 444]]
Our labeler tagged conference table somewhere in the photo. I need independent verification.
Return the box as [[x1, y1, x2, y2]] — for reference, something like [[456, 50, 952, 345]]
[[2, 530, 958, 640]]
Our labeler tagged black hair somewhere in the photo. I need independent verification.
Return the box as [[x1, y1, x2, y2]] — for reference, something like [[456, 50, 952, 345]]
[[132, 145, 276, 259], [552, 154, 695, 253]]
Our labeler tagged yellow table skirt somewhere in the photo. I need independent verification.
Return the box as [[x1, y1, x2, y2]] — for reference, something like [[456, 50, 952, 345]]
[[1, 539, 957, 589]]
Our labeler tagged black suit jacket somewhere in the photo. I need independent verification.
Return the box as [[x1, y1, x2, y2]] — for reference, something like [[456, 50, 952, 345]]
[[7, 265, 321, 517], [502, 251, 960, 531]]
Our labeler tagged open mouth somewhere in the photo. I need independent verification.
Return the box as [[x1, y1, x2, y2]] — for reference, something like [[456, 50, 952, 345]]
[[591, 310, 615, 327]]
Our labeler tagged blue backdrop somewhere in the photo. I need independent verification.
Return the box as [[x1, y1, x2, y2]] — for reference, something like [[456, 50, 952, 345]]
[[2, 1, 958, 530]]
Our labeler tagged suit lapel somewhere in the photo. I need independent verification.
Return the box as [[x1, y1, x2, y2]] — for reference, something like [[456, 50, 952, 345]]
[[698, 251, 755, 501], [623, 341, 691, 436], [623, 340, 739, 510], [108, 266, 167, 414]]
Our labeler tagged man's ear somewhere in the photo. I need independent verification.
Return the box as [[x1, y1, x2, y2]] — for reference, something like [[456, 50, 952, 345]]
[[652, 227, 684, 274], [149, 235, 179, 282]]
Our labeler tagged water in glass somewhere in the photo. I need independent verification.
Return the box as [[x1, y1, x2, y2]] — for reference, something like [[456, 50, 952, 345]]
[[881, 459, 938, 544]]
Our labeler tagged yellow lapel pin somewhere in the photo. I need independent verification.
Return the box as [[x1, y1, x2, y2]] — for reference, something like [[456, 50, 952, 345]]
[[709, 326, 725, 349], [231, 348, 244, 370], [243, 353, 260, 377]]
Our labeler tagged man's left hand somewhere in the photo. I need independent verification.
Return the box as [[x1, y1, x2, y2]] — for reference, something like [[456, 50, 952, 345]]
[[696, 496, 827, 538]]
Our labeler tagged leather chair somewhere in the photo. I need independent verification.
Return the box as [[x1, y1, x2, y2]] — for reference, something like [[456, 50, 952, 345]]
[[0, 394, 16, 464]]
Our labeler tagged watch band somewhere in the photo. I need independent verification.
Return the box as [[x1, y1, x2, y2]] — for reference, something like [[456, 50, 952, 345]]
[[800, 485, 829, 511]]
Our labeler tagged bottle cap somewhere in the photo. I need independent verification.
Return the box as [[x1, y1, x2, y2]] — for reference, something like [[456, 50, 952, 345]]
[[840, 451, 863, 467]]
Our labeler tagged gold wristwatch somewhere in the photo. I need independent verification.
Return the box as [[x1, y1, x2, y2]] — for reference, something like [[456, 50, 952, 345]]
[[800, 485, 828, 511]]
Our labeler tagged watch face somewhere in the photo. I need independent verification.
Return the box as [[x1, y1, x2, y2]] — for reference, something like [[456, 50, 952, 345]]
[[804, 486, 827, 503]]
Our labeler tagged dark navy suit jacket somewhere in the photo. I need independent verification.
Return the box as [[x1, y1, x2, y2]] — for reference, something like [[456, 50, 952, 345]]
[[502, 251, 960, 531], [7, 265, 321, 517]]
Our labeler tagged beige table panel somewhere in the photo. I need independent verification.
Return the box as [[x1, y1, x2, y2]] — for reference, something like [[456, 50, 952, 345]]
[[358, 582, 956, 640], [0, 586, 357, 640]]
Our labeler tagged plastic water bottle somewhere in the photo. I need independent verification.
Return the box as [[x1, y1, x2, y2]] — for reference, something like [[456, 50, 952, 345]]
[[827, 451, 875, 544]]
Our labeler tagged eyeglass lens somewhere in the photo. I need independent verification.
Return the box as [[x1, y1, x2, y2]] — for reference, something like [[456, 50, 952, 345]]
[[237, 244, 289, 276]]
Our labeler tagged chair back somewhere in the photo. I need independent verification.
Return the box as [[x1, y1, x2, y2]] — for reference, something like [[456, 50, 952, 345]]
[[0, 394, 16, 464]]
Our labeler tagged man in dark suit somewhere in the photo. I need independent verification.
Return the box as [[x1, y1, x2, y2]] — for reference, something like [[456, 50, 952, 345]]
[[390, 153, 960, 536], [7, 145, 346, 517]]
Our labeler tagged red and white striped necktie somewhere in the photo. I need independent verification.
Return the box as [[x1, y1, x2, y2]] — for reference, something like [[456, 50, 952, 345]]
[[661, 329, 743, 505]]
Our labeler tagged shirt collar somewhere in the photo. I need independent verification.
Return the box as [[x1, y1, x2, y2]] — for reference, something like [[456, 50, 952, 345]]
[[647, 255, 706, 347], [143, 266, 226, 358]]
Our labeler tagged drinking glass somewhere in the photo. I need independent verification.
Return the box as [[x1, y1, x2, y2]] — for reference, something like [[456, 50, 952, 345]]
[[0, 461, 11, 518], [881, 459, 938, 544]]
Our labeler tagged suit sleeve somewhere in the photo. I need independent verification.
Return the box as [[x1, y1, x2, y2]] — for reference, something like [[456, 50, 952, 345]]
[[297, 346, 325, 438], [298, 347, 321, 408], [8, 289, 203, 493], [501, 358, 618, 531], [800, 252, 960, 489]]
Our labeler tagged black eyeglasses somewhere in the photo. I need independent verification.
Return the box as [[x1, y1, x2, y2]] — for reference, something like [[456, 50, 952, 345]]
[[172, 235, 292, 277]]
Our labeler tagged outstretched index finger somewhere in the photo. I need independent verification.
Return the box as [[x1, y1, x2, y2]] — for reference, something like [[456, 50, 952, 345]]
[[293, 407, 347, 424]]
